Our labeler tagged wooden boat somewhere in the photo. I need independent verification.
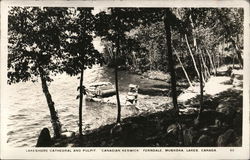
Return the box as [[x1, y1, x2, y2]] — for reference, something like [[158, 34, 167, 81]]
[[86, 82, 115, 101]]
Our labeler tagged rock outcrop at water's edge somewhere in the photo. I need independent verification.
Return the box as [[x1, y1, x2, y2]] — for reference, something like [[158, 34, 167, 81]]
[[36, 128, 52, 147]]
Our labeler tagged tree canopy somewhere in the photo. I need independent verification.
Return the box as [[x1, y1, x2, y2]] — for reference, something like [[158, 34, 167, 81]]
[[8, 7, 69, 84]]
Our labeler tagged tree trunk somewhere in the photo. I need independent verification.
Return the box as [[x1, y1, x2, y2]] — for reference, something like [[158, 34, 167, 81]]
[[194, 41, 205, 83], [231, 39, 243, 68], [221, 40, 224, 65], [79, 68, 84, 136], [205, 48, 217, 75], [164, 9, 182, 145], [111, 8, 122, 124], [38, 67, 61, 138], [115, 35, 121, 124], [164, 10, 178, 116], [217, 45, 220, 68], [196, 54, 203, 121], [207, 53, 211, 74], [132, 52, 137, 69], [200, 50, 210, 80], [174, 49, 193, 88], [164, 10, 179, 117], [212, 51, 218, 74], [233, 55, 235, 69], [185, 34, 200, 79]]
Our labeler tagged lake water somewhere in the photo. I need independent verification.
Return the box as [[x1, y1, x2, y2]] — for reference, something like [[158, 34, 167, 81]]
[[6, 65, 169, 147]]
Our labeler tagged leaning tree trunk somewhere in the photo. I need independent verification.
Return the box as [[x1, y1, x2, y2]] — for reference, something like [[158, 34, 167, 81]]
[[78, 68, 84, 136], [200, 50, 210, 80], [185, 34, 200, 79], [38, 67, 61, 138], [174, 49, 193, 88]]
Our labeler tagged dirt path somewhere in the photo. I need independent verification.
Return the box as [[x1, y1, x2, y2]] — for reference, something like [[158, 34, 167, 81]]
[[178, 66, 242, 103]]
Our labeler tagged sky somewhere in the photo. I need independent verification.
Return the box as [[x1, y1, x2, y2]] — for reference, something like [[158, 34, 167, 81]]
[[92, 7, 107, 53], [92, 7, 107, 15], [93, 37, 104, 53]]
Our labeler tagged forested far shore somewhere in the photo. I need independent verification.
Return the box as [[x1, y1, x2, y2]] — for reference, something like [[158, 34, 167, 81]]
[[7, 7, 244, 147]]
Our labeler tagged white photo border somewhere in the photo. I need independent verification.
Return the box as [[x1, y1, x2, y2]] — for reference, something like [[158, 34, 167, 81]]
[[1, 0, 249, 159]]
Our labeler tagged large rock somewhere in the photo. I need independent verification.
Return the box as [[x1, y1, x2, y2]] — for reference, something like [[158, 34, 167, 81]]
[[196, 134, 214, 146], [61, 131, 75, 138], [217, 129, 236, 146], [233, 79, 243, 88], [234, 74, 243, 80], [36, 128, 52, 147], [200, 125, 223, 136], [179, 108, 197, 115], [166, 124, 179, 137]]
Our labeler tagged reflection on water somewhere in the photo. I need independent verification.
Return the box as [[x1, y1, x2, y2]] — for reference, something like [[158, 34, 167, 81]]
[[7, 65, 149, 147]]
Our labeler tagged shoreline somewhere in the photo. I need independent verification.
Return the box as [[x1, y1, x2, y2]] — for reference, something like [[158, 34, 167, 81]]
[[34, 66, 243, 147]]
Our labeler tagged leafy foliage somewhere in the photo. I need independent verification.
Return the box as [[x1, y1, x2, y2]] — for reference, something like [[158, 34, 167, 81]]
[[8, 7, 68, 84], [61, 8, 103, 75]]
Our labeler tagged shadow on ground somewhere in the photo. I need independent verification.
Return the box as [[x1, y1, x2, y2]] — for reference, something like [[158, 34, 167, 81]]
[[50, 88, 242, 147]]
